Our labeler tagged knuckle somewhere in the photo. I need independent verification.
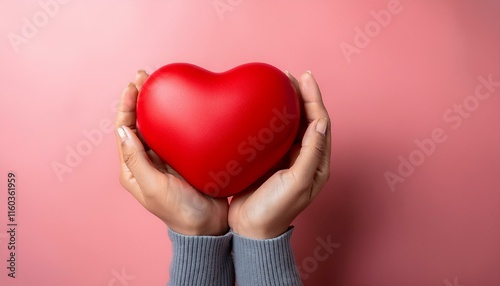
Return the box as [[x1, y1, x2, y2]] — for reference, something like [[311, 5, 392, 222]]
[[118, 172, 137, 194], [142, 177, 166, 200], [290, 172, 312, 193], [308, 138, 326, 160], [142, 188, 158, 200], [313, 144, 325, 158], [318, 169, 330, 186], [324, 169, 331, 181], [122, 150, 138, 168], [119, 173, 129, 188]]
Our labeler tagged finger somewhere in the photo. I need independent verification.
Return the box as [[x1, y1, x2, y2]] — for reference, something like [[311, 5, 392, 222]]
[[117, 125, 165, 198], [134, 70, 152, 150], [114, 83, 138, 130], [135, 70, 149, 91], [289, 118, 329, 197], [114, 83, 139, 176], [286, 71, 307, 144], [297, 71, 332, 183], [285, 71, 300, 95], [115, 127, 144, 204], [299, 71, 329, 123]]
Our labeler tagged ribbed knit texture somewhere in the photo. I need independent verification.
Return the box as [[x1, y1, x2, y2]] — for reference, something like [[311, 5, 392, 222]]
[[167, 229, 234, 286], [232, 228, 303, 286]]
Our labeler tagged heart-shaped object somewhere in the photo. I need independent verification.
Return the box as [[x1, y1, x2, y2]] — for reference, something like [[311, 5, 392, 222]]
[[137, 63, 300, 197]]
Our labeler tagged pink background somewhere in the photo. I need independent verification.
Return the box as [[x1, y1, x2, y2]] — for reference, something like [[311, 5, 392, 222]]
[[1, 1, 500, 285]]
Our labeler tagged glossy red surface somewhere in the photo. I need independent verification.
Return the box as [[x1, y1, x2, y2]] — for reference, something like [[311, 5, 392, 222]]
[[137, 63, 300, 197]]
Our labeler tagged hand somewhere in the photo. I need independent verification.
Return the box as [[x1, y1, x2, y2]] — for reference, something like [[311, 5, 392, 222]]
[[114, 70, 229, 236], [228, 71, 331, 239]]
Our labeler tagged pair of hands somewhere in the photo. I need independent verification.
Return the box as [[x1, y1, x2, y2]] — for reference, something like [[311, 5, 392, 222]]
[[114, 70, 331, 239]]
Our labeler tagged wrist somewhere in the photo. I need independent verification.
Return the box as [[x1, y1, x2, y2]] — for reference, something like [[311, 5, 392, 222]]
[[231, 224, 289, 240], [167, 221, 229, 236]]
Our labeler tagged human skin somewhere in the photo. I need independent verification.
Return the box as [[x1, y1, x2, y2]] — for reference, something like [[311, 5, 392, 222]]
[[114, 69, 331, 239]]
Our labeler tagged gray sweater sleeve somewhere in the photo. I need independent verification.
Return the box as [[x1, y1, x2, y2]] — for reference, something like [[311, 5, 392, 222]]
[[167, 228, 234, 286], [167, 227, 302, 286], [232, 227, 303, 286]]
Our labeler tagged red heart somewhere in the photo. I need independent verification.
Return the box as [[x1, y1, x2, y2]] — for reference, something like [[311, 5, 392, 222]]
[[136, 63, 300, 197]]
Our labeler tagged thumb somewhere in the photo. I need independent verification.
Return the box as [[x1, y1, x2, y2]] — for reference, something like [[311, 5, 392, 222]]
[[117, 126, 163, 196], [289, 118, 328, 185]]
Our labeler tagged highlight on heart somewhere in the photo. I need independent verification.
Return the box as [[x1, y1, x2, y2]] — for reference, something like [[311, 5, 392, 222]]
[[136, 62, 301, 197]]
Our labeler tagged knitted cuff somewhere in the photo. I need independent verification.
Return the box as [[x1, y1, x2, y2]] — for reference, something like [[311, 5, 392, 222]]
[[167, 229, 234, 286], [232, 227, 303, 286]]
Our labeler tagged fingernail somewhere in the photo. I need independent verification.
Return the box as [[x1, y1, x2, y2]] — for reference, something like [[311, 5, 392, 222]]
[[137, 69, 146, 75], [127, 82, 135, 88], [316, 118, 327, 136], [117, 126, 129, 143], [306, 70, 312, 75], [284, 70, 290, 75]]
